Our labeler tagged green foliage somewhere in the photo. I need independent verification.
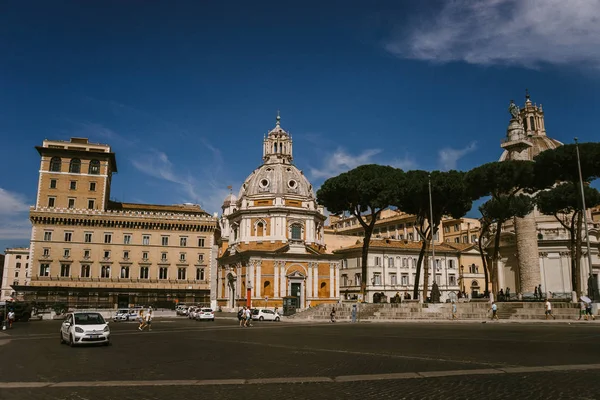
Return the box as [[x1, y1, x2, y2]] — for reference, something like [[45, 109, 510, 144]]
[[464, 160, 535, 199], [532, 142, 600, 189], [317, 164, 402, 217], [479, 195, 535, 224], [536, 182, 600, 216]]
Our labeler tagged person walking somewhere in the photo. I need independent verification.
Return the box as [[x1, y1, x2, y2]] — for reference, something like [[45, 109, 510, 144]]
[[138, 309, 146, 331], [330, 306, 336, 323], [578, 299, 587, 320], [351, 304, 357, 323], [141, 309, 153, 331], [490, 302, 499, 320], [7, 310, 15, 328], [585, 301, 595, 321], [545, 300, 555, 320], [534, 286, 539, 300], [245, 307, 252, 327], [238, 307, 245, 327], [452, 301, 457, 320]]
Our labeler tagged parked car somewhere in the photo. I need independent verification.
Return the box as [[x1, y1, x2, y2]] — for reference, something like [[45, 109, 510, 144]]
[[195, 308, 215, 321], [60, 312, 110, 346], [188, 306, 199, 319], [176, 305, 189, 316], [252, 309, 280, 322], [113, 309, 139, 322]]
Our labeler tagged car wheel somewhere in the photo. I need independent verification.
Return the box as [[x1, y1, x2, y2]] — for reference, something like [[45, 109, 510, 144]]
[[60, 332, 65, 344], [259, 316, 264, 321], [69, 334, 75, 347], [126, 316, 129, 322], [275, 317, 280, 322]]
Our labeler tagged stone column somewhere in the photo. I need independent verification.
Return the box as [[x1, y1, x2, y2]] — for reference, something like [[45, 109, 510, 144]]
[[329, 263, 335, 298], [306, 264, 313, 298], [335, 264, 340, 298], [514, 214, 540, 293], [274, 262, 280, 298], [255, 261, 261, 298]]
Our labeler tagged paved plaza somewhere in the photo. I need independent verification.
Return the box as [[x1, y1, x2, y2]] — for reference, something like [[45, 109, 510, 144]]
[[1, 317, 600, 399]]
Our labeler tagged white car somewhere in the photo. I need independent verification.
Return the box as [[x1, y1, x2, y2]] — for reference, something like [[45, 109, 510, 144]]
[[195, 308, 215, 321], [252, 309, 280, 322], [188, 306, 199, 319], [113, 309, 138, 322], [60, 312, 111, 346]]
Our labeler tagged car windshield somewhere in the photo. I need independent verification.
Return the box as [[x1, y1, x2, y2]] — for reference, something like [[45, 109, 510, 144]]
[[117, 310, 128, 314], [74, 313, 106, 325], [201, 308, 212, 312], [252, 309, 259, 315]]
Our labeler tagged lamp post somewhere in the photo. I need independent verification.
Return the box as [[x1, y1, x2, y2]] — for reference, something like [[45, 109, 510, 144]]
[[574, 138, 595, 298], [428, 174, 436, 291]]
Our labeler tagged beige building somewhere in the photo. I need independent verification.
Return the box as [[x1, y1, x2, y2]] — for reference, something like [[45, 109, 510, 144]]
[[1, 248, 30, 301], [217, 115, 340, 311], [16, 138, 218, 309]]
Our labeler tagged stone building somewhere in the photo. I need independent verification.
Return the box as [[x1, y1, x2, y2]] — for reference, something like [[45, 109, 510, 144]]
[[15, 138, 218, 308], [0, 248, 30, 301], [216, 115, 339, 311], [491, 93, 600, 297]]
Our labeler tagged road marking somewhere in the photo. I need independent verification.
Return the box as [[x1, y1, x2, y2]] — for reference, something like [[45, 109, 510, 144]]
[[2, 363, 600, 389]]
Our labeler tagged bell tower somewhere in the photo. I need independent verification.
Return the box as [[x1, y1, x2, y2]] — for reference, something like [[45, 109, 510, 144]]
[[520, 89, 546, 137], [263, 112, 293, 164]]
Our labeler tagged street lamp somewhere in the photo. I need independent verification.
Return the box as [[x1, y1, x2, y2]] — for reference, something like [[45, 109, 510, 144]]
[[574, 138, 595, 299]]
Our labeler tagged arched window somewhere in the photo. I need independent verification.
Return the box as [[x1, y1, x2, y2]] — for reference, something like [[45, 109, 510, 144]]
[[89, 159, 100, 175], [50, 157, 62, 172], [388, 258, 394, 268], [529, 116, 535, 131], [291, 224, 302, 240], [273, 143, 277, 153], [69, 158, 81, 173], [471, 280, 479, 288], [256, 221, 264, 237]]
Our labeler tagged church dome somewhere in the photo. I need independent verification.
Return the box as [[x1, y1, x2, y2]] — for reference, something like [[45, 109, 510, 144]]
[[222, 193, 237, 208], [499, 135, 563, 161], [239, 163, 314, 199]]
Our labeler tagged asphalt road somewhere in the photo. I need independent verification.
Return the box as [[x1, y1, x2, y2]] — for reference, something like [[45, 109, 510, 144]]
[[1, 317, 600, 399]]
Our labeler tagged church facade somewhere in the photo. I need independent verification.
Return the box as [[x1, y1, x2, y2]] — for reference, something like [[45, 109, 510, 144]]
[[491, 93, 600, 298], [216, 115, 340, 311]]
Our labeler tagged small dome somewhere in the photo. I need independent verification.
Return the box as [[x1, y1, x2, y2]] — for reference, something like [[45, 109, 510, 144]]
[[239, 163, 314, 199], [222, 193, 237, 208], [500, 135, 563, 161]]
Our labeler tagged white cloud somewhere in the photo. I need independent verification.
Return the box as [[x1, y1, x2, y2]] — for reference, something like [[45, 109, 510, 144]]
[[438, 142, 477, 170], [0, 188, 32, 240], [69, 121, 138, 147], [310, 148, 383, 179], [385, 0, 600, 69]]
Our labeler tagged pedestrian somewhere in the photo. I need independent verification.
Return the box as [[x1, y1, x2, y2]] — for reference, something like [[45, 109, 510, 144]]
[[245, 307, 252, 327], [452, 301, 457, 320], [490, 302, 499, 320], [238, 307, 245, 327], [7, 310, 15, 328], [538, 284, 543, 299], [534, 286, 539, 300], [143, 309, 153, 331], [351, 304, 357, 323], [330, 306, 336, 323], [138, 309, 146, 331], [545, 300, 555, 320], [579, 299, 587, 320], [585, 302, 595, 321]]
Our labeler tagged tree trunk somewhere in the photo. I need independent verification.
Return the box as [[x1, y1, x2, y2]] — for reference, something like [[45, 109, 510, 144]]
[[574, 210, 583, 295], [478, 227, 490, 297], [360, 230, 372, 301], [413, 240, 427, 300], [492, 221, 503, 296]]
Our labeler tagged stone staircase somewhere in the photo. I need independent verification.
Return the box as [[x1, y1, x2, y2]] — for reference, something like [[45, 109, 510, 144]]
[[289, 301, 582, 321]]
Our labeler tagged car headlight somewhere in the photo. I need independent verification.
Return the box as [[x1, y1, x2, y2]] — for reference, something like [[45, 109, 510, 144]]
[[75, 327, 84, 333], [103, 326, 110, 332]]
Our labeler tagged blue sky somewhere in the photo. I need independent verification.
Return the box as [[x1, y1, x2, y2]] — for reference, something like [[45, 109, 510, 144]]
[[1, 0, 600, 250]]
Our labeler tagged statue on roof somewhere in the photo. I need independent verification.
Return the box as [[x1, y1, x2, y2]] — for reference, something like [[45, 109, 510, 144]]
[[508, 99, 520, 121]]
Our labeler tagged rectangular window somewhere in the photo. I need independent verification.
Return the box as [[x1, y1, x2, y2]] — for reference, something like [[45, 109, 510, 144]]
[[390, 273, 397, 285], [454, 224, 459, 232], [103, 251, 110, 259], [373, 273, 381, 285], [15, 262, 21, 269], [123, 251, 129, 259], [448, 259, 455, 269], [87, 199, 95, 209], [63, 249, 70, 258], [159, 267, 168, 280], [402, 258, 408, 267], [14, 271, 19, 278], [101, 266, 110, 278], [104, 233, 112, 244], [60, 264, 70, 277], [354, 273, 361, 286], [140, 267, 149, 279], [142, 251, 149, 260], [401, 274, 409, 286], [84, 249, 90, 259], [449, 274, 457, 286], [198, 254, 204, 262], [471, 235, 477, 243], [47, 197, 55, 207], [120, 266, 130, 279], [177, 267, 186, 280], [198, 237, 205, 247], [80, 264, 90, 278], [462, 236, 468, 243], [64, 232, 72, 242], [454, 237, 460, 243], [196, 268, 205, 280], [143, 235, 150, 246], [341, 274, 348, 286], [161, 252, 167, 261], [68, 198, 75, 208], [123, 234, 131, 244], [374, 257, 381, 266], [435, 274, 442, 284], [161, 236, 169, 246], [388, 258, 394, 268], [84, 232, 92, 243], [89, 182, 96, 191], [50, 179, 57, 189], [444, 226, 450, 233], [180, 237, 187, 247], [179, 253, 186, 262], [43, 248, 50, 257], [70, 181, 77, 190], [408, 233, 414, 240], [39, 263, 50, 277]]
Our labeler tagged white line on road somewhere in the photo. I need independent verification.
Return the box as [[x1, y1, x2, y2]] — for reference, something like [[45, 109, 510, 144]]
[[2, 363, 600, 389]]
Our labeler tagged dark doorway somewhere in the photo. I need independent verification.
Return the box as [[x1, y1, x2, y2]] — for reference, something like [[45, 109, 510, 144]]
[[117, 294, 130, 308]]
